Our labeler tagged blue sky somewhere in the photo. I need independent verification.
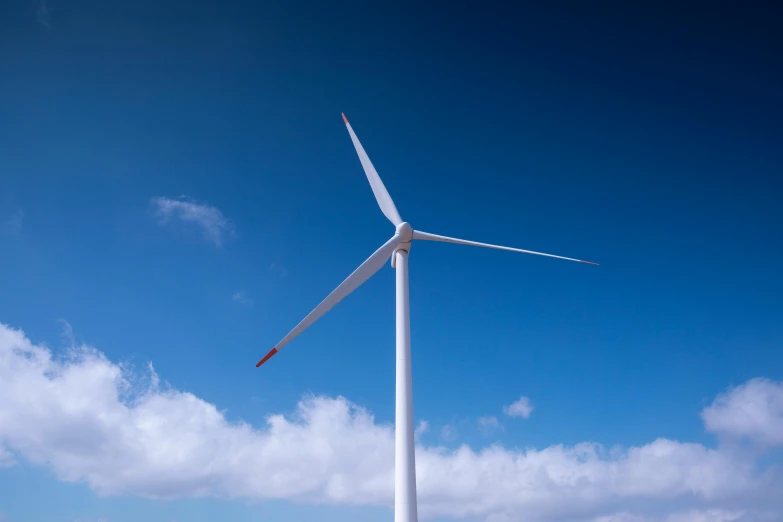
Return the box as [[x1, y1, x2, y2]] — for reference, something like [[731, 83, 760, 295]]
[[1, 1, 782, 521]]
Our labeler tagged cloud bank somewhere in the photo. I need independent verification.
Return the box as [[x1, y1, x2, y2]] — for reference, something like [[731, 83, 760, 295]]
[[0, 323, 781, 521], [150, 196, 234, 247]]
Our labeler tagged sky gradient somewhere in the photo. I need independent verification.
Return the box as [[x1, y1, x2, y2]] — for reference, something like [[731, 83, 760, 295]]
[[1, 1, 782, 521]]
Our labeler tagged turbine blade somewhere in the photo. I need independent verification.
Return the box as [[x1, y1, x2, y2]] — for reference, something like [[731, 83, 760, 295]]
[[342, 113, 403, 227], [412, 230, 599, 265], [256, 234, 402, 367]]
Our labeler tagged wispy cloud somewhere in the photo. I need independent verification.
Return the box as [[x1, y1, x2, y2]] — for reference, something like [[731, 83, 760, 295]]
[[1, 208, 23, 236], [414, 420, 429, 441], [504, 396, 534, 419], [58, 319, 75, 347], [477, 415, 502, 434], [440, 424, 457, 441], [150, 196, 234, 247], [232, 291, 254, 306], [36, 0, 50, 29], [270, 262, 288, 278]]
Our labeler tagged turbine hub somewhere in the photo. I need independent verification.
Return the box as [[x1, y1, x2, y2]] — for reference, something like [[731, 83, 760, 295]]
[[391, 222, 413, 267], [396, 222, 413, 243]]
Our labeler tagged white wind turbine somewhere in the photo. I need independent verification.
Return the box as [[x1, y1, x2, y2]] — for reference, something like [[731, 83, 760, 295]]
[[256, 113, 598, 522]]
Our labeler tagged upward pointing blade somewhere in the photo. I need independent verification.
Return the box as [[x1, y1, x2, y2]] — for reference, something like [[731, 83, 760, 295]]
[[412, 230, 599, 265], [256, 234, 402, 367], [342, 113, 403, 227]]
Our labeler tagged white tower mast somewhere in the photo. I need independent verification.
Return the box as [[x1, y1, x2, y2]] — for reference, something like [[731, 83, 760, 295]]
[[254, 114, 598, 522]]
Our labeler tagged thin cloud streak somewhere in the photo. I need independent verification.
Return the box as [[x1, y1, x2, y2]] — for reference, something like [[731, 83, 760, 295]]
[[232, 291, 254, 306], [270, 263, 288, 278], [36, 0, 50, 29], [150, 196, 234, 247]]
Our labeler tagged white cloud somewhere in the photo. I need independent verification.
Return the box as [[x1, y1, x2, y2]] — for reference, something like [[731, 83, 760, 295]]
[[232, 291, 254, 306], [441, 424, 457, 441], [415, 420, 429, 440], [587, 509, 776, 522], [588, 510, 750, 522], [0, 322, 781, 522], [58, 319, 76, 347], [664, 509, 747, 522], [701, 378, 783, 447], [150, 196, 234, 247], [503, 396, 534, 419], [0, 446, 15, 468], [477, 415, 501, 434]]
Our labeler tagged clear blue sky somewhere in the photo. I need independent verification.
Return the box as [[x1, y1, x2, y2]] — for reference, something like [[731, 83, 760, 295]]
[[1, 1, 782, 521]]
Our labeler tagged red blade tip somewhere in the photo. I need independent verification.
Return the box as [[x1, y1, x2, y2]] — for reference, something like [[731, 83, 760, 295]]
[[581, 260, 600, 266], [341, 113, 349, 124], [256, 348, 278, 368]]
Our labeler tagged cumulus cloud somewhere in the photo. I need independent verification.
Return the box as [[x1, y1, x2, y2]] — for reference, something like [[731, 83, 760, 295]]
[[503, 396, 534, 419], [701, 378, 783, 447], [150, 196, 234, 247], [0, 322, 781, 522]]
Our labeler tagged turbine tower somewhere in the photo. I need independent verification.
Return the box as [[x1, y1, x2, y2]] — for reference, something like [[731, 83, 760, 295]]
[[255, 113, 598, 522]]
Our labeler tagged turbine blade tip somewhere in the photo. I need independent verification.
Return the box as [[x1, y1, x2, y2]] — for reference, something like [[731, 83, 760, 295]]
[[341, 113, 349, 124], [581, 260, 600, 266], [255, 347, 279, 368]]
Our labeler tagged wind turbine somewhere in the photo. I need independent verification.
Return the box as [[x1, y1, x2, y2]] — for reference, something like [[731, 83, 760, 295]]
[[255, 113, 598, 522]]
